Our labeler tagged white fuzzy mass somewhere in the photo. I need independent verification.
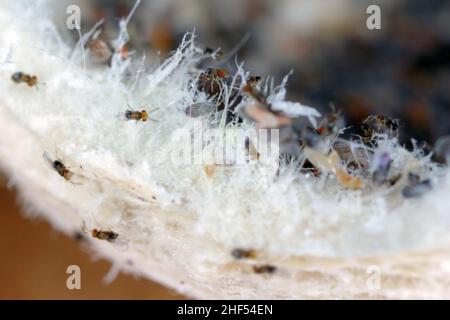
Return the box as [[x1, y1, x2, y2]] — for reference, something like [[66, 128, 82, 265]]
[[0, 0, 449, 270]]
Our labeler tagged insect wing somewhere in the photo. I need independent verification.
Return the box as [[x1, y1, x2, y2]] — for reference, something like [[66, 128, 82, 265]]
[[185, 102, 216, 118]]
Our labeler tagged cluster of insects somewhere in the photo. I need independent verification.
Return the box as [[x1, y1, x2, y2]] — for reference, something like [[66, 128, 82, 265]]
[[10, 28, 160, 244], [10, 30, 450, 278], [185, 52, 447, 198]]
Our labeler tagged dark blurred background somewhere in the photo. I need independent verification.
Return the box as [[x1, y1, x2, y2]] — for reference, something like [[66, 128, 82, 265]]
[[55, 0, 450, 147]]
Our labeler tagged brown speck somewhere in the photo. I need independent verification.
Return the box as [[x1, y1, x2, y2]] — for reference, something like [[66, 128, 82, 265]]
[[252, 264, 276, 274], [74, 231, 85, 241]]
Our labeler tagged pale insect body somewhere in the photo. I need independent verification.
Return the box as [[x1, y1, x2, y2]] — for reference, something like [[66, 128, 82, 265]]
[[402, 173, 432, 198], [86, 38, 113, 63]]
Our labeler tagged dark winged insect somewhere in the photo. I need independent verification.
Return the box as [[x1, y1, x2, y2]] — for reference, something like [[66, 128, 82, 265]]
[[298, 126, 321, 149], [317, 106, 345, 136], [242, 103, 292, 129], [372, 152, 392, 186], [184, 102, 217, 118], [11, 71, 38, 87], [74, 231, 86, 242], [125, 107, 159, 122], [91, 228, 119, 241], [43, 151, 74, 181], [252, 264, 277, 274], [242, 82, 268, 106], [402, 172, 432, 198], [361, 114, 399, 144], [247, 76, 262, 87], [86, 38, 113, 63], [204, 47, 224, 58], [125, 109, 149, 122], [82, 222, 119, 242]]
